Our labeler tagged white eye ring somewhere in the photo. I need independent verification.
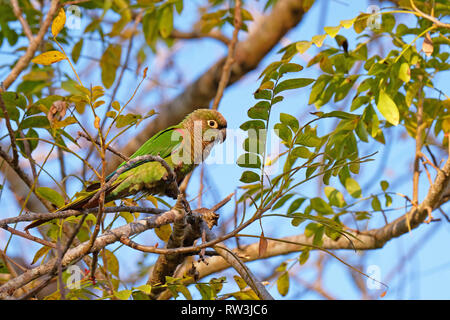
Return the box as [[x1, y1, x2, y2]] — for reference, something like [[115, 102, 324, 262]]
[[207, 120, 218, 128]]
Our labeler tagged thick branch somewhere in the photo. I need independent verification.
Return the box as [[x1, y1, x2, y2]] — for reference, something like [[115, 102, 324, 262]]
[[0, 207, 180, 298], [1, 0, 60, 91]]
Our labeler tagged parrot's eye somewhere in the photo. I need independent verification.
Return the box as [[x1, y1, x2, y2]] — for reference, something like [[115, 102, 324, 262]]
[[207, 120, 218, 128]]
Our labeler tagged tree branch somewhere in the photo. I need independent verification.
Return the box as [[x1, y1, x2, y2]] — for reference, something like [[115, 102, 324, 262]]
[[1, 0, 60, 91]]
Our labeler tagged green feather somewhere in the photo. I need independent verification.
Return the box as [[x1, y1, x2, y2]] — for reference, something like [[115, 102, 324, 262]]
[[106, 125, 184, 181]]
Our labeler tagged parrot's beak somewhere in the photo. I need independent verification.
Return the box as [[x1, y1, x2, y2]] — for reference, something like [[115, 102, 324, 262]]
[[219, 127, 227, 143]]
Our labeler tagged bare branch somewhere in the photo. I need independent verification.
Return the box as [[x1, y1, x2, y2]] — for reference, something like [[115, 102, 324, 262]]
[[212, 0, 242, 110], [1, 0, 60, 91], [11, 0, 34, 42]]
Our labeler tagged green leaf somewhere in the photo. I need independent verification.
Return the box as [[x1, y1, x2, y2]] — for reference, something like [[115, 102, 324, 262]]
[[240, 120, 265, 131], [196, 283, 214, 300], [291, 146, 311, 159], [16, 129, 39, 154], [279, 63, 303, 74], [380, 180, 389, 191], [143, 11, 159, 49], [294, 133, 322, 147], [116, 113, 141, 128], [237, 153, 261, 169], [72, 39, 83, 64], [377, 90, 399, 126], [114, 290, 132, 300], [159, 5, 174, 38], [309, 75, 331, 105], [274, 78, 314, 95], [372, 196, 381, 211], [381, 13, 395, 33], [287, 198, 305, 214], [313, 225, 324, 246], [356, 119, 369, 142], [104, 249, 119, 277], [274, 123, 292, 144], [385, 194, 393, 207], [299, 249, 310, 265], [240, 171, 260, 183], [100, 44, 122, 89], [36, 187, 65, 208], [280, 113, 299, 131], [354, 13, 369, 34], [345, 177, 362, 198], [248, 101, 270, 120], [324, 186, 346, 208], [277, 271, 289, 297], [19, 116, 50, 130], [254, 89, 272, 100], [310, 197, 334, 215], [272, 194, 294, 210], [259, 61, 283, 79]]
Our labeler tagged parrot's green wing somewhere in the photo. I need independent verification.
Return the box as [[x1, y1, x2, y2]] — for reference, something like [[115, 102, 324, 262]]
[[105, 125, 184, 181], [25, 126, 185, 230]]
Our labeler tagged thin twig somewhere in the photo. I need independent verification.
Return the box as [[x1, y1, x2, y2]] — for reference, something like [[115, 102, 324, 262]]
[[409, 0, 450, 29], [0, 94, 19, 167], [0, 206, 164, 227], [11, 0, 34, 42], [171, 29, 231, 45], [412, 85, 424, 206], [211, 0, 242, 110], [1, 225, 56, 248], [77, 131, 130, 162]]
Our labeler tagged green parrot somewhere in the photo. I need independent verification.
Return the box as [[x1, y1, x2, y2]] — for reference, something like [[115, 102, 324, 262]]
[[26, 109, 227, 229]]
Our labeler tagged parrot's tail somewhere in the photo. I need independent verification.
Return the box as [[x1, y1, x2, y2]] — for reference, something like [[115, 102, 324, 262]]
[[24, 187, 104, 231]]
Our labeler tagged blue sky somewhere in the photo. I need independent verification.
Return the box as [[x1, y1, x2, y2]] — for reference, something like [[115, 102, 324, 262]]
[[1, 0, 449, 299]]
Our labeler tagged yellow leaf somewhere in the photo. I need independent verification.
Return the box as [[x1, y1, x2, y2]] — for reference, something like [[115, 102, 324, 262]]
[[377, 90, 399, 126], [442, 117, 450, 133], [296, 41, 312, 54], [146, 195, 158, 208], [134, 284, 152, 295], [155, 224, 172, 242], [52, 8, 66, 37], [324, 26, 341, 38], [312, 34, 327, 47], [32, 246, 51, 265], [340, 18, 355, 29], [32, 51, 67, 65], [94, 116, 100, 129]]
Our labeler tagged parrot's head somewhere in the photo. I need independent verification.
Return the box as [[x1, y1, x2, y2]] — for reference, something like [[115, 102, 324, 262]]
[[179, 109, 227, 164], [184, 108, 227, 143]]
